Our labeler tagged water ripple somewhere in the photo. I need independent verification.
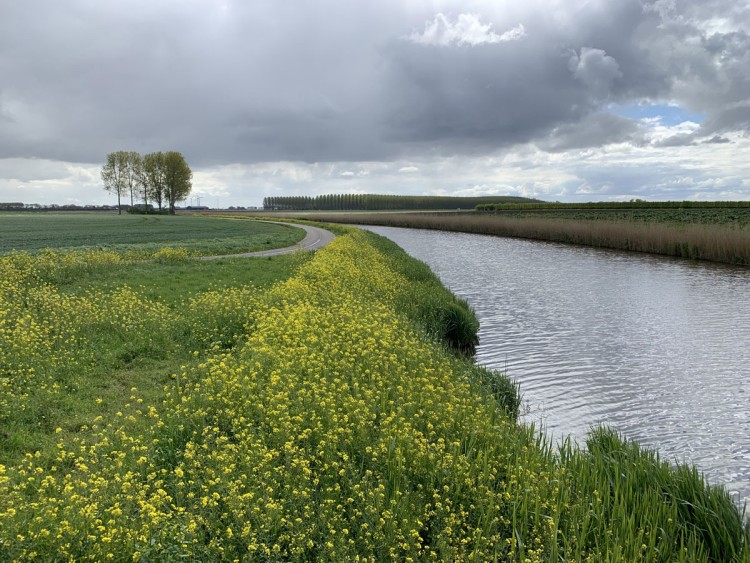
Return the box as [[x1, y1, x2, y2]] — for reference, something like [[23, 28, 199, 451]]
[[364, 225, 750, 504]]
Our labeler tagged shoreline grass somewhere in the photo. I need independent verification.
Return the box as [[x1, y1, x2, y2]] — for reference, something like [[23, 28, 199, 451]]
[[1, 226, 747, 560], [291, 211, 750, 266]]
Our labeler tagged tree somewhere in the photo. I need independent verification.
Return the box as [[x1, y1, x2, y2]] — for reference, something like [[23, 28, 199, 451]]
[[123, 151, 142, 208], [162, 151, 192, 214], [104, 150, 191, 214], [142, 152, 167, 212], [101, 151, 129, 214], [135, 156, 149, 208]]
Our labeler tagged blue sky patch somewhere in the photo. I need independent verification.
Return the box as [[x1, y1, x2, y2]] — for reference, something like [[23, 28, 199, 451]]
[[608, 103, 705, 126]]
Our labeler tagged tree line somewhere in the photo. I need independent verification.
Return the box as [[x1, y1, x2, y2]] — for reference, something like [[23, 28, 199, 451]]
[[263, 194, 538, 211], [101, 151, 192, 215], [0, 202, 121, 211]]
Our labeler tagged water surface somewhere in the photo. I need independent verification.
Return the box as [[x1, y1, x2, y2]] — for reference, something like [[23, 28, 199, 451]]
[[364, 226, 750, 504]]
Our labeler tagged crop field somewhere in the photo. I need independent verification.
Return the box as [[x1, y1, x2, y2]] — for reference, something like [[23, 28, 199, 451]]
[[478, 206, 750, 228], [0, 213, 305, 255], [0, 221, 747, 560]]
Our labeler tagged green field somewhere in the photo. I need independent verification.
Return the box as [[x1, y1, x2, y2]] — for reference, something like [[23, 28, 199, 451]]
[[0, 213, 305, 255]]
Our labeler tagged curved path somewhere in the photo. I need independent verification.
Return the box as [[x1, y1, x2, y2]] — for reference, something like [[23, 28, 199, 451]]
[[199, 222, 335, 260]]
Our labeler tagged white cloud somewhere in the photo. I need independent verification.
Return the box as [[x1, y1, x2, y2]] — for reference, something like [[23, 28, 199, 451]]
[[499, 24, 527, 42], [408, 13, 523, 47]]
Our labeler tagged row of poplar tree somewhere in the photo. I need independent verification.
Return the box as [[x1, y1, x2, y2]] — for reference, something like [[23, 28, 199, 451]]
[[101, 150, 192, 215], [263, 194, 536, 211]]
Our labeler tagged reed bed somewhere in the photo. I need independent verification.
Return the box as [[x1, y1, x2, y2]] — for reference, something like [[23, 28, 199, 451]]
[[297, 212, 750, 266]]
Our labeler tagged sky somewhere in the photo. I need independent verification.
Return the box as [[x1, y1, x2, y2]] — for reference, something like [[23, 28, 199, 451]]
[[1, 0, 749, 208]]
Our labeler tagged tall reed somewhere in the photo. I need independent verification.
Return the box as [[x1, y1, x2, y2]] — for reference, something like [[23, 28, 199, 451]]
[[297, 212, 750, 266]]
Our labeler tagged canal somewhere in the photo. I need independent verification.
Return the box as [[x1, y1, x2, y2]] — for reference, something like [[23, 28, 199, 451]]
[[364, 225, 750, 505]]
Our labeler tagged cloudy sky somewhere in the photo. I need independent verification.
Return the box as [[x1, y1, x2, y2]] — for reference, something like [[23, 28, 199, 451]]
[[1, 0, 749, 207]]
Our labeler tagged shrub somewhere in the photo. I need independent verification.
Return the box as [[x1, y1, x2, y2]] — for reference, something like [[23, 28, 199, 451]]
[[438, 299, 480, 356]]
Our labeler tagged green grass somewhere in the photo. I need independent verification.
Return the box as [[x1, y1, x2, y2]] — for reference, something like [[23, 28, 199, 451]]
[[62, 253, 309, 306], [557, 428, 750, 562], [0, 251, 311, 467], [0, 212, 305, 254], [365, 231, 481, 357]]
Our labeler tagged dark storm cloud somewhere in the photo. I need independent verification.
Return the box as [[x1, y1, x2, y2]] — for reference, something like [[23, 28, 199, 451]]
[[380, 1, 666, 154], [0, 0, 748, 166], [640, 0, 750, 138], [0, 0, 393, 165], [702, 135, 731, 144], [538, 113, 647, 152], [653, 133, 698, 147]]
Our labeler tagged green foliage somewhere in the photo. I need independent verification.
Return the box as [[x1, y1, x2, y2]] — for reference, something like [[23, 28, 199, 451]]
[[142, 151, 168, 211], [100, 151, 129, 214], [475, 204, 750, 229], [466, 364, 521, 419], [556, 428, 750, 562], [126, 205, 167, 215], [162, 151, 192, 214], [439, 300, 480, 355], [362, 230, 480, 356], [102, 150, 192, 214]]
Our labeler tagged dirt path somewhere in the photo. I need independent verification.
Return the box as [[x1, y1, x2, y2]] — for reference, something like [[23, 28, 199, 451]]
[[199, 222, 335, 260]]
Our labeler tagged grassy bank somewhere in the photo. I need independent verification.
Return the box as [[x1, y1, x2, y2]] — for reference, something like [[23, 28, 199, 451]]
[[1, 226, 747, 561], [293, 212, 750, 266]]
